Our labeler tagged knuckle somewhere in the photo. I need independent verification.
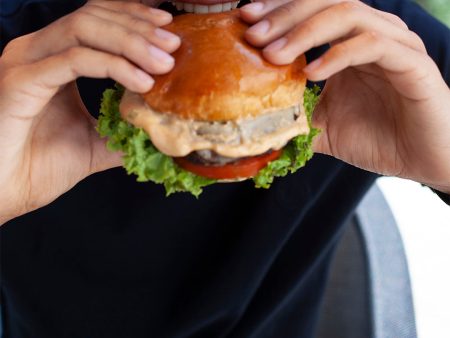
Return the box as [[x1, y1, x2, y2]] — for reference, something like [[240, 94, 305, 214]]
[[362, 31, 385, 54], [2, 34, 29, 56], [125, 31, 147, 50], [0, 66, 21, 92], [337, 1, 360, 14], [292, 21, 316, 45], [106, 1, 146, 14], [64, 47, 83, 76], [111, 1, 138, 12], [334, 1, 362, 25], [408, 31, 427, 51], [65, 13, 82, 32], [82, 3, 104, 15], [106, 57, 130, 81], [3, 37, 20, 53], [386, 13, 408, 29], [128, 2, 147, 12], [129, 16, 145, 28], [423, 55, 438, 73], [271, 1, 298, 19], [106, 54, 122, 69], [65, 10, 90, 33], [0, 67, 12, 87], [131, 17, 156, 35], [1, 34, 34, 66], [65, 46, 84, 65], [364, 30, 383, 44], [331, 42, 350, 59], [298, 20, 315, 38]]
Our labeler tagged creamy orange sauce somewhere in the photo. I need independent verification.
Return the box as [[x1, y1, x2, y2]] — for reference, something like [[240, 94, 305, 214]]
[[120, 90, 310, 158]]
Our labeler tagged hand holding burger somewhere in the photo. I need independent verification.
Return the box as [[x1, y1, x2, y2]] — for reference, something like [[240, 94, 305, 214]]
[[241, 0, 450, 194], [0, 1, 178, 224], [1, 0, 449, 225]]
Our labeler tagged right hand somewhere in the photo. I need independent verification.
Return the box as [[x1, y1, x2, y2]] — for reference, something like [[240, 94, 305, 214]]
[[0, 0, 180, 225]]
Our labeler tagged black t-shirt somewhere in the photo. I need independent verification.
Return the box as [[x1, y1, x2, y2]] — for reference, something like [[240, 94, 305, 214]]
[[1, 1, 449, 337]]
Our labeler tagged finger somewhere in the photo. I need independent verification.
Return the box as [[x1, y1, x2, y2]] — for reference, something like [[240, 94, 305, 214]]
[[373, 9, 409, 30], [243, 0, 425, 53], [371, 9, 426, 52], [30, 12, 176, 74], [262, 2, 426, 65], [1, 46, 155, 124], [244, 0, 348, 47], [240, 0, 293, 23], [81, 4, 180, 53], [87, 1, 173, 26], [39, 47, 156, 92], [303, 32, 442, 101]]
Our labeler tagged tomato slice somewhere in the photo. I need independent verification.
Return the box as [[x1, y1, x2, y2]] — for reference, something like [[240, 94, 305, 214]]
[[174, 149, 282, 180]]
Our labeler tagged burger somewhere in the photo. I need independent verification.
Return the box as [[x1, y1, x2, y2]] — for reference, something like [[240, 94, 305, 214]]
[[97, 9, 320, 197]]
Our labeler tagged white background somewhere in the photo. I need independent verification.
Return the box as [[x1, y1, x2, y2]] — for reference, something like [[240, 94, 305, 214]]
[[378, 177, 450, 338]]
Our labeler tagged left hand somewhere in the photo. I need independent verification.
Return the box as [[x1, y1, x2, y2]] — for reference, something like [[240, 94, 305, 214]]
[[240, 0, 450, 193]]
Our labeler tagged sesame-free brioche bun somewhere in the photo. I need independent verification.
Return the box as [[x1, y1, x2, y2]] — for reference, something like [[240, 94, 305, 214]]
[[142, 9, 307, 121]]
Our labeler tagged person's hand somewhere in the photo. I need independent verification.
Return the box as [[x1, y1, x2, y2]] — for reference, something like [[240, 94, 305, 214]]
[[241, 0, 450, 193], [0, 0, 180, 224]]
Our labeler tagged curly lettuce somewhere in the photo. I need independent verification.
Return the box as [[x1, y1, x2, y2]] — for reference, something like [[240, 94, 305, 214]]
[[97, 85, 320, 196]]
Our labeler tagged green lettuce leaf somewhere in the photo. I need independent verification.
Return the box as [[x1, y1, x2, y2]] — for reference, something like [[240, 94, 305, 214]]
[[97, 85, 320, 196]]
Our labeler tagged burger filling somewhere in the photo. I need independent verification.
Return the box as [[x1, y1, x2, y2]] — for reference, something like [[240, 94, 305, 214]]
[[120, 90, 309, 159], [97, 85, 320, 196]]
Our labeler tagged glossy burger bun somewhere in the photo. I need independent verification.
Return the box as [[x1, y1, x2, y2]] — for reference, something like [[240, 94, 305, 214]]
[[142, 9, 307, 121]]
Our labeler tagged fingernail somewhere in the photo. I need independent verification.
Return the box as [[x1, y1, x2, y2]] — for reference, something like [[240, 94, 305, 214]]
[[264, 37, 287, 52], [148, 45, 174, 64], [149, 7, 172, 20], [155, 28, 180, 44], [303, 58, 322, 72], [241, 2, 264, 13], [247, 20, 270, 35], [135, 69, 155, 87]]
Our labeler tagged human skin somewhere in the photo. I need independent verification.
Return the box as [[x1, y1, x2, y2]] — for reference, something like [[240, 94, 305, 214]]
[[0, 0, 449, 225], [240, 0, 450, 192]]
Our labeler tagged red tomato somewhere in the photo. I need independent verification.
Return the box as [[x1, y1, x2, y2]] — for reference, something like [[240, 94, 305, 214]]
[[174, 150, 282, 180]]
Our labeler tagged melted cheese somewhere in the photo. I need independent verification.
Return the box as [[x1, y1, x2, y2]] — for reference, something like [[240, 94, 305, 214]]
[[120, 90, 310, 158]]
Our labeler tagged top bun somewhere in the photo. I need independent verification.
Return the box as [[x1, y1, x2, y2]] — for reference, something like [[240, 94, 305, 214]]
[[142, 10, 307, 121]]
